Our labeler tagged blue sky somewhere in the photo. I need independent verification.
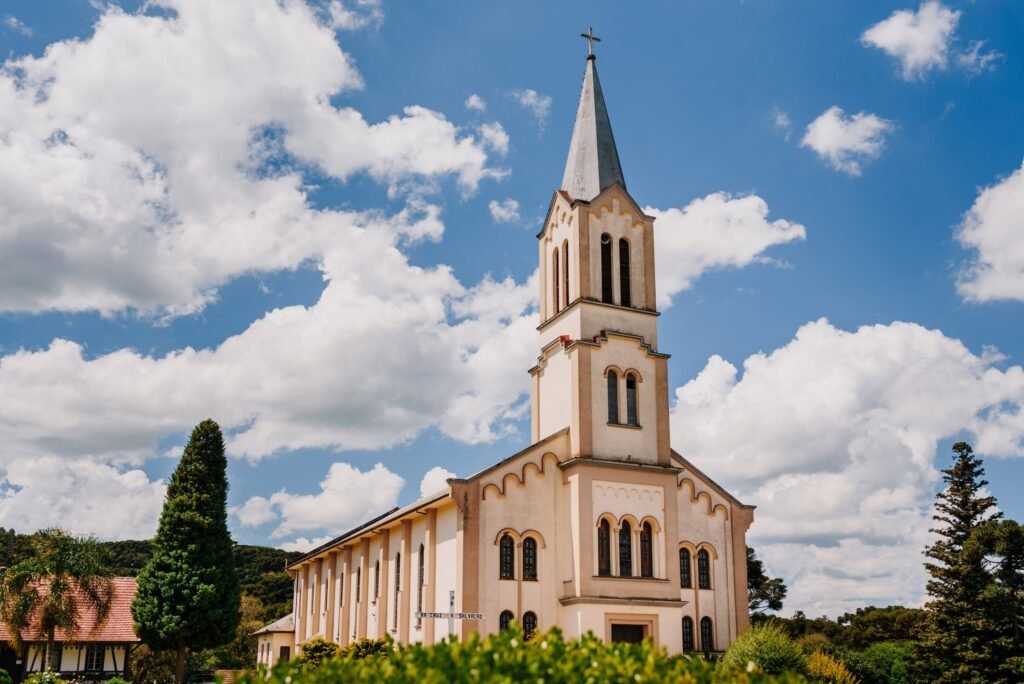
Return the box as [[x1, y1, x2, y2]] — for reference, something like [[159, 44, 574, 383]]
[[0, 0, 1022, 615]]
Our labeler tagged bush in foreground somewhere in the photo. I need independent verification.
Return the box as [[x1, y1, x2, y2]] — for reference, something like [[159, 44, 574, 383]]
[[721, 622, 806, 675], [242, 628, 808, 683]]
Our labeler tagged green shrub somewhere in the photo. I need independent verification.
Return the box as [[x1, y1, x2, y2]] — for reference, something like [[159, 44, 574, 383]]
[[0, 668, 12, 684], [299, 636, 341, 668], [105, 677, 132, 684], [241, 627, 808, 683], [339, 638, 390, 660], [721, 622, 807, 675], [796, 633, 831, 655], [24, 673, 67, 684], [842, 641, 910, 684], [804, 651, 856, 683]]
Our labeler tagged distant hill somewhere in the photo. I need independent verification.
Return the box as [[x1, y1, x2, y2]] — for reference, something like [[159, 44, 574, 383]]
[[0, 528, 301, 622]]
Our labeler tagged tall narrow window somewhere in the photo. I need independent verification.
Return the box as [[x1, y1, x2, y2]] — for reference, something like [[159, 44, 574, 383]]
[[679, 548, 692, 588], [562, 239, 570, 308], [700, 617, 714, 653], [682, 617, 695, 651], [522, 537, 538, 581], [597, 519, 611, 576], [618, 238, 631, 307], [416, 544, 425, 628], [523, 611, 538, 640], [356, 567, 361, 602], [618, 520, 632, 577], [499, 534, 515, 580], [607, 371, 619, 424], [552, 247, 560, 314], [600, 234, 613, 303], [697, 549, 711, 589], [626, 373, 638, 426], [640, 522, 654, 578], [393, 552, 401, 630], [499, 610, 514, 631], [374, 560, 380, 598]]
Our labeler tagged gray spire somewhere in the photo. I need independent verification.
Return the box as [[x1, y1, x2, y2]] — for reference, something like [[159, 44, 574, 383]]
[[560, 56, 625, 202]]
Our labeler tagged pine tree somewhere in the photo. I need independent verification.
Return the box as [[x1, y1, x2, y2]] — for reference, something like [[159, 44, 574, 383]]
[[132, 419, 241, 684], [913, 442, 1002, 683]]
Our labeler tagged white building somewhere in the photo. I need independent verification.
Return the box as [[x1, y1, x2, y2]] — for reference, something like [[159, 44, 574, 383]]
[[272, 45, 753, 663]]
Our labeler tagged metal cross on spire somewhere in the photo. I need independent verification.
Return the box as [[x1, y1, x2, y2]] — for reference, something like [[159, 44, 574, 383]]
[[580, 27, 601, 58]]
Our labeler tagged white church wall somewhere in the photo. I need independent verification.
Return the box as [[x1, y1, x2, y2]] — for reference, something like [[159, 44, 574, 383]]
[[588, 336, 659, 463], [407, 516, 427, 645], [536, 346, 573, 440], [587, 199, 649, 311], [433, 502, 459, 634]]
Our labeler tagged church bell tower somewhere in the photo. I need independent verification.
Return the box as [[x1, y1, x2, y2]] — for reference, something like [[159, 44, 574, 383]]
[[530, 40, 672, 467]]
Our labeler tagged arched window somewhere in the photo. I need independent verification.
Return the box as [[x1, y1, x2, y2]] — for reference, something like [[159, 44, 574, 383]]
[[700, 617, 714, 653], [618, 238, 631, 307], [682, 617, 695, 651], [522, 537, 538, 581], [562, 239, 570, 308], [697, 549, 711, 589], [597, 519, 611, 576], [393, 552, 401, 629], [523, 611, 538, 640], [552, 246, 561, 314], [600, 233, 613, 303], [607, 370, 619, 424], [499, 610, 514, 631], [416, 544, 425, 628], [640, 522, 654, 578], [618, 520, 632, 577], [626, 373, 638, 426], [374, 560, 380, 598], [679, 548, 692, 588], [499, 534, 515, 580]]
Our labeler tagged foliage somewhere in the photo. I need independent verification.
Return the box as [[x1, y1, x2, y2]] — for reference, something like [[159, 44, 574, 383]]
[[300, 637, 341, 668], [132, 419, 241, 684], [128, 644, 176, 684], [23, 673, 66, 684], [242, 627, 806, 683], [721, 622, 806, 675], [965, 517, 1024, 676], [0, 529, 114, 671], [339, 638, 390, 660], [748, 547, 787, 617], [202, 595, 266, 669], [913, 442, 1004, 683], [803, 651, 856, 684], [106, 677, 132, 684], [841, 641, 911, 684], [0, 668, 11, 684]]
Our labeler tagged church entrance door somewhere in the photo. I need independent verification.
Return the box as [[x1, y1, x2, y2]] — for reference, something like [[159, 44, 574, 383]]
[[610, 624, 646, 643]]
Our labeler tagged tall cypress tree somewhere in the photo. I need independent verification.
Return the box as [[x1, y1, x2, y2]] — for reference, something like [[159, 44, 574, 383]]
[[132, 419, 241, 684], [913, 442, 1002, 683]]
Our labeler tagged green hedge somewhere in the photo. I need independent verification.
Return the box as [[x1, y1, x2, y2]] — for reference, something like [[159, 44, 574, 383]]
[[241, 628, 808, 684]]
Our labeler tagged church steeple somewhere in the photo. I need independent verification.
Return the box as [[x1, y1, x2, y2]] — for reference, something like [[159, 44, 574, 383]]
[[560, 37, 626, 203]]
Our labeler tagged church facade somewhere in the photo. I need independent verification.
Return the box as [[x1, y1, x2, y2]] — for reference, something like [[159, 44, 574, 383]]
[[274, 49, 753, 660]]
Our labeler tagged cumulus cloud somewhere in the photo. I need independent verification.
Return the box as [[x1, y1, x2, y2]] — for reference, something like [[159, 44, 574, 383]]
[[235, 462, 405, 542], [672, 319, 1024, 614], [801, 107, 894, 176], [511, 89, 552, 128], [646, 193, 806, 306], [419, 466, 456, 498], [0, 0, 500, 316], [861, 1, 959, 80], [327, 0, 383, 31], [0, 457, 165, 540], [956, 161, 1024, 303], [465, 94, 486, 112], [478, 122, 509, 156], [488, 198, 520, 223], [278, 536, 335, 553]]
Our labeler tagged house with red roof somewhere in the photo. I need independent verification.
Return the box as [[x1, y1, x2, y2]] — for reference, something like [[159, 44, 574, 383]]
[[0, 577, 140, 683]]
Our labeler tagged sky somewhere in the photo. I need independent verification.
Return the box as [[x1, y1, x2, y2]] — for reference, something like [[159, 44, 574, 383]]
[[0, 0, 1022, 618]]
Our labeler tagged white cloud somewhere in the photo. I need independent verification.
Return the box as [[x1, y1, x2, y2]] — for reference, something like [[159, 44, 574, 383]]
[[956, 161, 1024, 303], [419, 466, 456, 498], [672, 319, 1024, 615], [956, 40, 1002, 76], [278, 535, 334, 553], [801, 107, 894, 176], [237, 462, 405, 540], [488, 198, 520, 223], [772, 106, 792, 141], [327, 0, 383, 31], [511, 89, 552, 128], [646, 193, 806, 306], [3, 15, 32, 36], [465, 94, 486, 112], [478, 122, 509, 156], [0, 0, 500, 316], [0, 457, 165, 540], [862, 1, 959, 80]]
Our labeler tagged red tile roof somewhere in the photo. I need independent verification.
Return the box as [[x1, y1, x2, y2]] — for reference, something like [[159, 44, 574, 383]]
[[0, 577, 140, 643]]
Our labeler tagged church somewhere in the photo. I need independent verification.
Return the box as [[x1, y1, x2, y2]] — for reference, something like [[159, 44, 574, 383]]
[[264, 41, 753, 662]]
